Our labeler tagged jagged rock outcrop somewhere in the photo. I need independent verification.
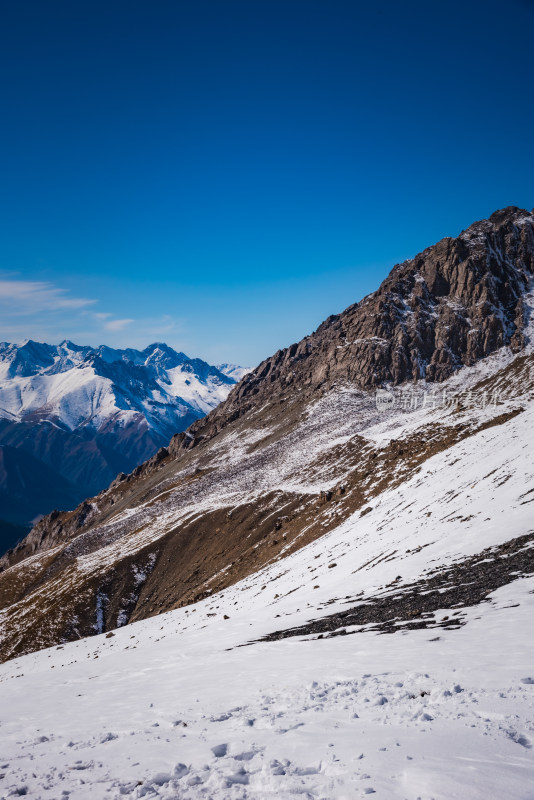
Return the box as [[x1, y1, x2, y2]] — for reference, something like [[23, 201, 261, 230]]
[[179, 206, 533, 445]]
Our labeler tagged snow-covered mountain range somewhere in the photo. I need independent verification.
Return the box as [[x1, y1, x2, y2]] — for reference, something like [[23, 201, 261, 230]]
[[1, 207, 533, 798], [0, 340, 248, 540]]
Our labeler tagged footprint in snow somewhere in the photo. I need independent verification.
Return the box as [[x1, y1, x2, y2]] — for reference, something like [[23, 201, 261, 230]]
[[374, 695, 388, 706], [233, 749, 260, 762], [292, 764, 321, 776], [507, 730, 532, 749], [145, 772, 172, 788], [211, 743, 228, 758], [225, 767, 249, 786]]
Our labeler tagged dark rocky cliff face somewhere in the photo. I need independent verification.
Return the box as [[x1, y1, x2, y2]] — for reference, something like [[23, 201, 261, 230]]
[[180, 206, 533, 445]]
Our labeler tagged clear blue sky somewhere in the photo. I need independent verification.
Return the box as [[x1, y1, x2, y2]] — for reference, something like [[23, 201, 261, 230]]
[[0, 0, 533, 366]]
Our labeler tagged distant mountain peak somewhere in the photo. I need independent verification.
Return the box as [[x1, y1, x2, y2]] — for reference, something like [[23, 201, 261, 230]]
[[144, 341, 174, 352], [0, 340, 246, 528], [216, 363, 252, 382]]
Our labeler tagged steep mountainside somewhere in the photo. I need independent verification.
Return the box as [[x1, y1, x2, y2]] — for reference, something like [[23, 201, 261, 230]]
[[216, 363, 252, 382], [181, 205, 533, 446], [0, 206, 533, 667], [0, 341, 244, 530]]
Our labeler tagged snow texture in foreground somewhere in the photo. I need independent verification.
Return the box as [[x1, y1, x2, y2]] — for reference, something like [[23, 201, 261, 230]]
[[1, 392, 533, 798]]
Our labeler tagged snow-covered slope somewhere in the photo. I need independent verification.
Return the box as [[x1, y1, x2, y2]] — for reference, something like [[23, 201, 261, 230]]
[[217, 363, 252, 382], [1, 363, 533, 799], [0, 341, 243, 528]]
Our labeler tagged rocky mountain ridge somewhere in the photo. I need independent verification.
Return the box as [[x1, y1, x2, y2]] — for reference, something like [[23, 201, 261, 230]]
[[178, 206, 533, 449]]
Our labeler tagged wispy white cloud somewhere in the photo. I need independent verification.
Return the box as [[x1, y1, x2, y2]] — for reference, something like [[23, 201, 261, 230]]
[[0, 279, 96, 312], [104, 318, 134, 331], [0, 278, 136, 338], [140, 314, 179, 338], [0, 277, 189, 353]]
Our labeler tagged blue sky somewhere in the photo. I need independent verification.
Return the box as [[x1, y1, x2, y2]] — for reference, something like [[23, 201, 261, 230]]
[[1, 0, 533, 366]]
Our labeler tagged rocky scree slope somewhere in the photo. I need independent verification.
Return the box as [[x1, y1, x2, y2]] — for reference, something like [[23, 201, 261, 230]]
[[0, 206, 533, 663]]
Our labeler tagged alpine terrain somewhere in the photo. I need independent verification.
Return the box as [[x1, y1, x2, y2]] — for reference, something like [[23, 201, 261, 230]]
[[0, 206, 533, 799], [0, 342, 246, 552]]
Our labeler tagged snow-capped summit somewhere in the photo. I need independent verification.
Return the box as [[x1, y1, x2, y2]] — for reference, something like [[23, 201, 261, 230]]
[[216, 362, 252, 382], [0, 341, 244, 533]]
